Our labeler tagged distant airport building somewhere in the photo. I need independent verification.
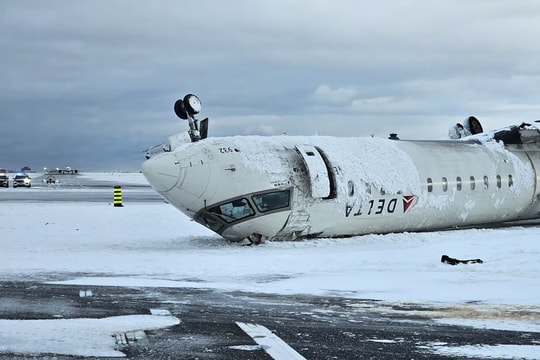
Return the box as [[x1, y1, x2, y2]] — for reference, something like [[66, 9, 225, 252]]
[[46, 166, 79, 175]]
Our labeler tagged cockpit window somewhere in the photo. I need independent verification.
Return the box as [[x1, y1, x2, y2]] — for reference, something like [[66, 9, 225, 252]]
[[208, 198, 255, 223], [196, 212, 225, 233], [252, 190, 290, 213]]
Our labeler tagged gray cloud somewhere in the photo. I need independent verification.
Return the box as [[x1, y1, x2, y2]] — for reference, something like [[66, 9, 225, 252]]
[[1, 0, 540, 170]]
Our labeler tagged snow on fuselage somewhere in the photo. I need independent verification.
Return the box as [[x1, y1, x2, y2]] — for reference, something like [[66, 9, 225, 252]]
[[142, 131, 540, 241]]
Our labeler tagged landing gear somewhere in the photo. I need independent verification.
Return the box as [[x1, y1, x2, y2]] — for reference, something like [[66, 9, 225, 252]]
[[449, 116, 484, 139], [173, 94, 208, 142], [464, 116, 483, 135], [183, 94, 201, 114], [173, 99, 188, 119]]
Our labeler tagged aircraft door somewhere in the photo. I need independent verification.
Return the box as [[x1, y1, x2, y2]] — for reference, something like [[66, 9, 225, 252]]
[[295, 145, 331, 198], [522, 149, 540, 215]]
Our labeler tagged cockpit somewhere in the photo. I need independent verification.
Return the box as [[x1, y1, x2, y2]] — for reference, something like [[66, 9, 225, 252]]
[[208, 198, 255, 224], [194, 189, 292, 235], [142, 94, 298, 241]]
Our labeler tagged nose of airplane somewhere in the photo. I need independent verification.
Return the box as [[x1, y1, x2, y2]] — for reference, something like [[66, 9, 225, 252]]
[[141, 153, 180, 192]]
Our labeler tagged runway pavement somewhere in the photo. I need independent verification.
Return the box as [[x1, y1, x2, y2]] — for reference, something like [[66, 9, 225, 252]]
[[1, 281, 538, 359]]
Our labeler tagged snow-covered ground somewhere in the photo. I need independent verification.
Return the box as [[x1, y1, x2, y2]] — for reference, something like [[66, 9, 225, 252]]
[[76, 171, 149, 185], [0, 313, 180, 357], [1, 172, 539, 358]]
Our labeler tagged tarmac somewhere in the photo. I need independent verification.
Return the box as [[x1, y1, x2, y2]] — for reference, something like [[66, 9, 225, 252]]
[[2, 281, 539, 359]]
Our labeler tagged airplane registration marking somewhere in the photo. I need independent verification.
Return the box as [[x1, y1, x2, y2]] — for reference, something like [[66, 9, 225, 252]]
[[218, 147, 240, 154]]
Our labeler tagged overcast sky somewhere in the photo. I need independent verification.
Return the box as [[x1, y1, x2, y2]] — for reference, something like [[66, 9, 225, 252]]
[[1, 1, 540, 171]]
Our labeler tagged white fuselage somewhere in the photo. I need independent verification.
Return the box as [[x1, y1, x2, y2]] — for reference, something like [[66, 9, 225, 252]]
[[142, 130, 540, 241]]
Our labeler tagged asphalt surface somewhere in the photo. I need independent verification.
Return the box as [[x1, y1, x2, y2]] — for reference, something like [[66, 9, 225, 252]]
[[1, 173, 538, 359], [1, 282, 538, 360]]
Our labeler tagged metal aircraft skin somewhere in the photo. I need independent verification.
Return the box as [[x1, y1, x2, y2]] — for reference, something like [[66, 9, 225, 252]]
[[142, 94, 540, 242]]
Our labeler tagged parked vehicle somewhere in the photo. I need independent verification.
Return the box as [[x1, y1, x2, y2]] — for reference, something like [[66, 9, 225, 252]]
[[13, 173, 31, 188], [0, 169, 8, 188]]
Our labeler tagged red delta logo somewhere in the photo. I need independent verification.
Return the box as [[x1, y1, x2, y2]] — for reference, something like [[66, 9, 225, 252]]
[[403, 195, 416, 213]]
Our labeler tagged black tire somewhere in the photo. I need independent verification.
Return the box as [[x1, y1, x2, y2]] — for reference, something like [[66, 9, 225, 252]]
[[174, 99, 188, 119], [465, 116, 483, 135]]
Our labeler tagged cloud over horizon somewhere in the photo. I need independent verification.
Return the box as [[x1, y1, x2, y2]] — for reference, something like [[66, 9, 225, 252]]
[[1, 0, 540, 170]]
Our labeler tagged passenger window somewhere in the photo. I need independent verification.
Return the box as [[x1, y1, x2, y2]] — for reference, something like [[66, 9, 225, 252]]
[[208, 198, 255, 223], [442, 177, 448, 192], [470, 176, 475, 190], [427, 178, 433, 192], [252, 190, 290, 213], [509, 175, 513, 187], [483, 176, 489, 190], [496, 175, 502, 189], [456, 177, 462, 191], [347, 181, 355, 197]]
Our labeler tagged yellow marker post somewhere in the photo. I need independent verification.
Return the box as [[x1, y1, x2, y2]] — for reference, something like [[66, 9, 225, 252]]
[[113, 186, 123, 207]]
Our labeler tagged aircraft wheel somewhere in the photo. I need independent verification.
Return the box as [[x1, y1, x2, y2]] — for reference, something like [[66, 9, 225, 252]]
[[183, 94, 201, 115], [174, 99, 188, 119], [465, 116, 483, 134]]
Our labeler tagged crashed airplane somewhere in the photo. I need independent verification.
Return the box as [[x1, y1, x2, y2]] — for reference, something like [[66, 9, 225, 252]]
[[142, 94, 540, 242]]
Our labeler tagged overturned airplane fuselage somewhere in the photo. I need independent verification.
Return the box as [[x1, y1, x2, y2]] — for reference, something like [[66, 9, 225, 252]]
[[142, 95, 540, 241]]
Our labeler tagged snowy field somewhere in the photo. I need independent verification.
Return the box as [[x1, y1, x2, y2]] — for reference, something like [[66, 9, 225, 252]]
[[1, 172, 539, 358]]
